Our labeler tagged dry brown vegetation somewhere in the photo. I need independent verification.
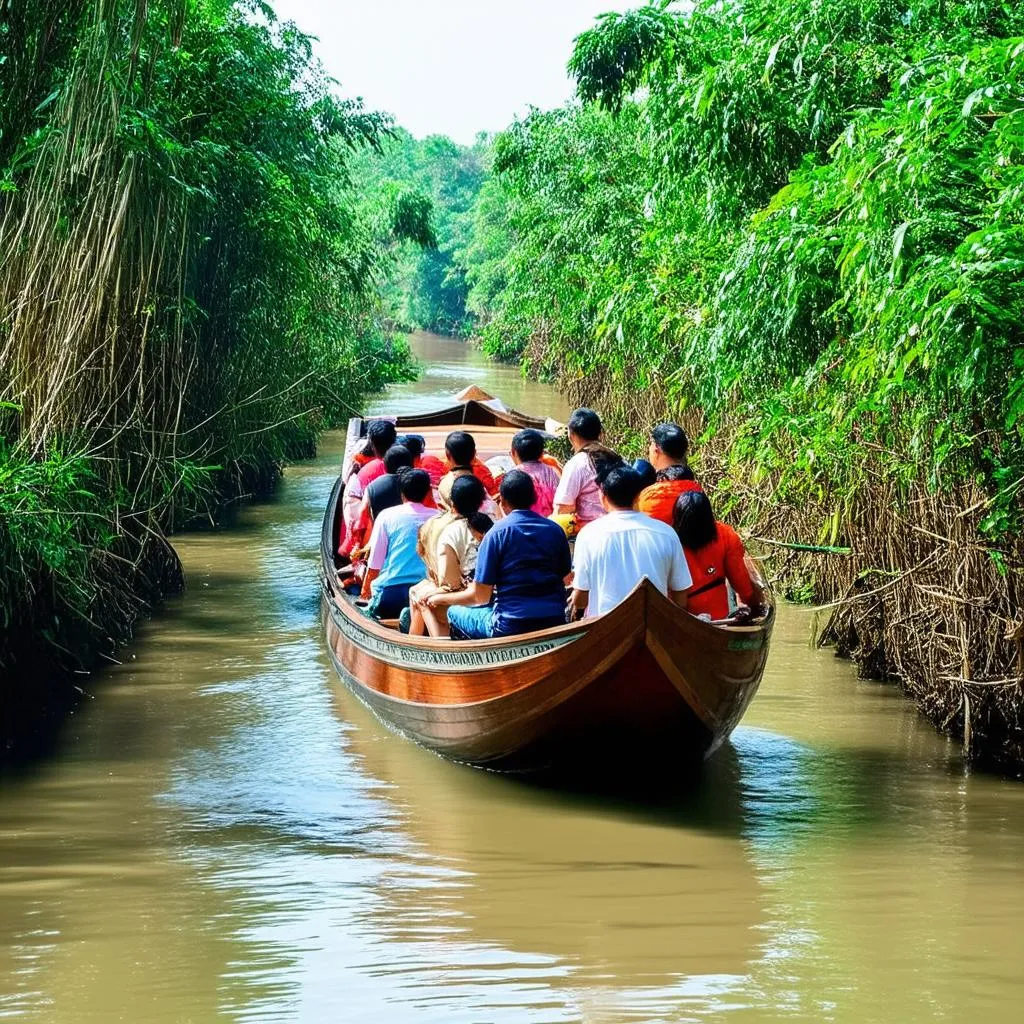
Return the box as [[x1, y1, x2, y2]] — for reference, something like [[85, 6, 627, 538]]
[[556, 362, 1024, 771]]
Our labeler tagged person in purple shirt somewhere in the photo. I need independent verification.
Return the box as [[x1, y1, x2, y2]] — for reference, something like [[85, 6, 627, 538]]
[[427, 470, 572, 639]]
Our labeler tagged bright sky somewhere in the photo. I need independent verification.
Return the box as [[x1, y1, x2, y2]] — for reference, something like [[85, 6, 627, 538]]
[[270, 0, 631, 143]]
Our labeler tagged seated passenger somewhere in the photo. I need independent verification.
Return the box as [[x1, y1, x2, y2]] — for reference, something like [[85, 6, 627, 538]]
[[360, 469, 436, 619], [509, 428, 561, 517], [408, 475, 489, 637], [351, 445, 438, 556], [339, 419, 396, 556], [364, 444, 416, 521], [438, 431, 499, 516], [427, 469, 572, 639], [570, 466, 692, 619], [553, 408, 623, 526], [637, 423, 702, 524], [441, 430, 497, 497], [672, 491, 766, 621], [403, 434, 446, 487], [467, 511, 494, 545]]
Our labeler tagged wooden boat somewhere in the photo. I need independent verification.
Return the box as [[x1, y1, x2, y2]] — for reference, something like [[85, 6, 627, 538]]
[[320, 386, 774, 772]]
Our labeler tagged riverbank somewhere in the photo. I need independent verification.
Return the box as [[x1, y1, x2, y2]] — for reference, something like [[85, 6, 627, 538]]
[[1, 458, 274, 760], [453, 3, 1024, 771], [551, 366, 1024, 774], [4, 332, 1024, 1022], [0, 6, 424, 758]]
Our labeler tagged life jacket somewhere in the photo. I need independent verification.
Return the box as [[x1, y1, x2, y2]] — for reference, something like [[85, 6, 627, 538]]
[[638, 479, 703, 525], [417, 453, 446, 487]]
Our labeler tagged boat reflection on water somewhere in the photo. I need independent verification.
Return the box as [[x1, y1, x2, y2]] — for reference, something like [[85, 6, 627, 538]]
[[327, 678, 764, 1016], [326, 662, 938, 1021]]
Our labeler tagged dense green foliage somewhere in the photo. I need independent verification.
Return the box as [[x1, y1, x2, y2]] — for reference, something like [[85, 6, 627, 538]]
[[460, 0, 1024, 764], [353, 130, 488, 335], [466, 0, 1024, 531], [0, 0, 419, 688]]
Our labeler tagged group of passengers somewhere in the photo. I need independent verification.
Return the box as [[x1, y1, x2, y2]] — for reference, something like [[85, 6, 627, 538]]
[[336, 408, 766, 639]]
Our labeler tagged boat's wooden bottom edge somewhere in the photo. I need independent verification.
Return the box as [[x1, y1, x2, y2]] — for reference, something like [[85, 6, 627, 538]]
[[327, 641, 719, 775], [321, 597, 754, 774]]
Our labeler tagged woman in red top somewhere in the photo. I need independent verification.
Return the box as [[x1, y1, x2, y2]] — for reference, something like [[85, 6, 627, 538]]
[[672, 491, 765, 621]]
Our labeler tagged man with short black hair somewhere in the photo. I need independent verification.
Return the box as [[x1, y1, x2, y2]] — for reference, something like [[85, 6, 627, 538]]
[[571, 465, 692, 619], [649, 423, 691, 470], [361, 468, 435, 619], [638, 422, 702, 525], [428, 469, 571, 639], [441, 429, 497, 500], [339, 419, 398, 555], [553, 408, 623, 525]]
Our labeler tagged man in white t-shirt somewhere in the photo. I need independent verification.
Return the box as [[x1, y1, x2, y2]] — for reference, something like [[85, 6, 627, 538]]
[[570, 465, 692, 618]]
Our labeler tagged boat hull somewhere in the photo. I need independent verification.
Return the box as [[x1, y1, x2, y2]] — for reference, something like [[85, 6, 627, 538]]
[[320, 395, 773, 773], [321, 576, 769, 772]]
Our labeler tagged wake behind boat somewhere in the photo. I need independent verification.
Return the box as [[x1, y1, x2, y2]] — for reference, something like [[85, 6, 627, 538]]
[[320, 387, 774, 771]]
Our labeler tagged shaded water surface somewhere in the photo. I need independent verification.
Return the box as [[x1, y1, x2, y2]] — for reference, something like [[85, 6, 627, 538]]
[[2, 332, 1023, 1022]]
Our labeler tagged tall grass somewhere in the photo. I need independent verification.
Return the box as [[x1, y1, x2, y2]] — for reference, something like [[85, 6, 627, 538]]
[[0, 0, 418, 740]]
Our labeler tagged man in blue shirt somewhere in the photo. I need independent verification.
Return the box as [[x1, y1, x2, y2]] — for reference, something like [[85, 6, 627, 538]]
[[428, 469, 572, 639]]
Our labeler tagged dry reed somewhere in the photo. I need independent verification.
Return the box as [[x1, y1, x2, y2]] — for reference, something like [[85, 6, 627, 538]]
[[551, 359, 1024, 770]]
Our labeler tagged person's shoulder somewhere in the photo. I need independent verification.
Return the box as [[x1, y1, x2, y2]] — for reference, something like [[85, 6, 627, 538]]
[[641, 514, 680, 540], [717, 521, 744, 546], [439, 515, 467, 538]]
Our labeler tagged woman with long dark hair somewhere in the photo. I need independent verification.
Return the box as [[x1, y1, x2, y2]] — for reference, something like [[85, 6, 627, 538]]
[[408, 475, 491, 637], [672, 491, 765, 620]]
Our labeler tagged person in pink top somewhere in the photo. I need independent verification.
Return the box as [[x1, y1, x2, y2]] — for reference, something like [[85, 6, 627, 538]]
[[510, 429, 561, 517], [339, 419, 396, 556], [553, 408, 623, 525]]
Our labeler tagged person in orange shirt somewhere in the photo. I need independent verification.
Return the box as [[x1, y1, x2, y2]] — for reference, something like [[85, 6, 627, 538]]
[[672, 490, 766, 621], [401, 434, 446, 487], [637, 422, 702, 524]]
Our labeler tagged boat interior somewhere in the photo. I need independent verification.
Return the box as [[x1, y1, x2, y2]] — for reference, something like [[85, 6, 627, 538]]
[[325, 387, 771, 638]]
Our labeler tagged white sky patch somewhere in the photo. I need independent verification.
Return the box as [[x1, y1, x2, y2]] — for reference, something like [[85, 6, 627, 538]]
[[270, 0, 632, 143]]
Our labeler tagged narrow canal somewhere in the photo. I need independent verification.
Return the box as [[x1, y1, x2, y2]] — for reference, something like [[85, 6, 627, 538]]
[[2, 332, 1023, 1022]]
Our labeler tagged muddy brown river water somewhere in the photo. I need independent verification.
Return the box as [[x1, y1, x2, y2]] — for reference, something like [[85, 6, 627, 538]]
[[2, 332, 1024, 1022]]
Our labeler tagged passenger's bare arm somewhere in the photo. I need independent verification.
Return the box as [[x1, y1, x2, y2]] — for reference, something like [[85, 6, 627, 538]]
[[360, 568, 380, 600], [670, 590, 689, 610], [426, 582, 493, 610]]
